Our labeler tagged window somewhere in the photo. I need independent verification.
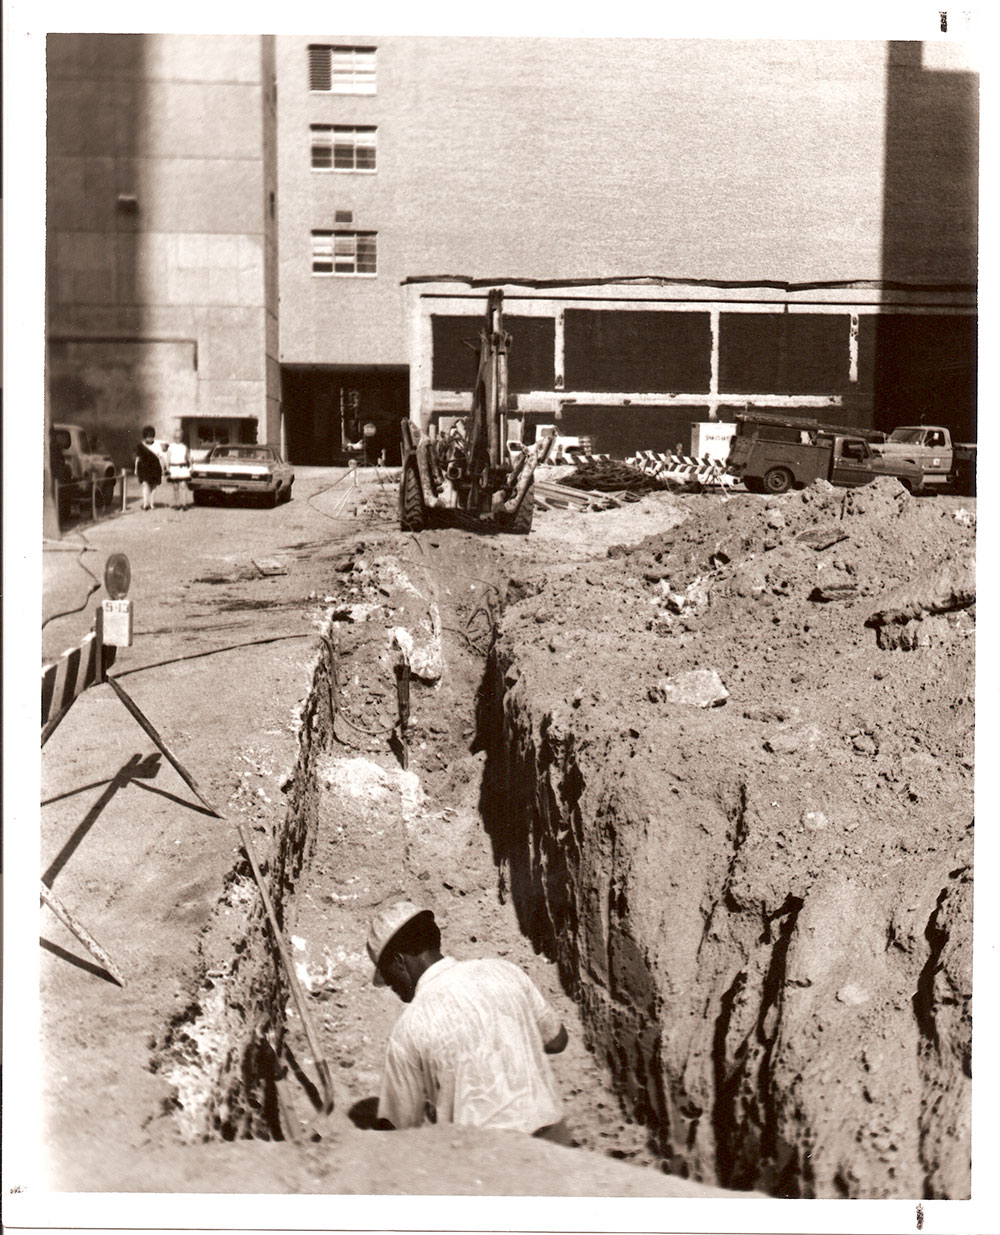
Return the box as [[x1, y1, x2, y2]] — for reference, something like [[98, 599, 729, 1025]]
[[197, 423, 232, 446], [308, 45, 376, 94], [312, 230, 377, 276], [311, 126, 376, 171]]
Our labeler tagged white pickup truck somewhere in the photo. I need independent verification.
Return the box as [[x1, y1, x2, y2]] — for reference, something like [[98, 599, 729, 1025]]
[[871, 425, 977, 494]]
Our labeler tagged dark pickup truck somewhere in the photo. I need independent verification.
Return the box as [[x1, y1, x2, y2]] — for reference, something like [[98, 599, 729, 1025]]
[[726, 420, 929, 494]]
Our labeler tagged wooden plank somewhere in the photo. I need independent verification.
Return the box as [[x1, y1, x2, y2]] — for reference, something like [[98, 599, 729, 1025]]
[[41, 662, 59, 727], [40, 881, 127, 987], [56, 643, 84, 716]]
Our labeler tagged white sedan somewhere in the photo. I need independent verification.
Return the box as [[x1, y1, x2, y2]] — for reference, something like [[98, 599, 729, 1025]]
[[190, 444, 295, 507]]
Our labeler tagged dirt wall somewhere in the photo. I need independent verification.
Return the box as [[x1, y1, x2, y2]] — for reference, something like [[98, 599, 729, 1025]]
[[480, 478, 973, 1198], [150, 628, 339, 1141]]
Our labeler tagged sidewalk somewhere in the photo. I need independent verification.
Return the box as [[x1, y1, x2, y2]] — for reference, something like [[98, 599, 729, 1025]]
[[35, 469, 379, 1184]]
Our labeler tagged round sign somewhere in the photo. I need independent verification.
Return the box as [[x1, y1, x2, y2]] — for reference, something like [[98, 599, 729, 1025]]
[[363, 422, 377, 437], [104, 553, 132, 599]]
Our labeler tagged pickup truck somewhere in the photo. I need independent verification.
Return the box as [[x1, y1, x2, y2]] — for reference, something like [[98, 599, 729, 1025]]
[[869, 425, 977, 494], [726, 422, 929, 494], [52, 423, 119, 510]]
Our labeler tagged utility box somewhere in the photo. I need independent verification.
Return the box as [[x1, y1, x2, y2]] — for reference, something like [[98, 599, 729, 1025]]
[[692, 421, 737, 461]]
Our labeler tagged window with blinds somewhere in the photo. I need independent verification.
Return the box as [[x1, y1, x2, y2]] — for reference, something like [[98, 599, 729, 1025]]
[[311, 125, 377, 171], [311, 229, 377, 276], [308, 45, 376, 93]]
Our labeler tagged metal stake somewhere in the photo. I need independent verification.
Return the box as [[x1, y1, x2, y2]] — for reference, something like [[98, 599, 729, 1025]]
[[394, 655, 411, 769]]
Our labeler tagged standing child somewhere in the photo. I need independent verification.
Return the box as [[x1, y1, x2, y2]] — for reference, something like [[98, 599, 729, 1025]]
[[135, 425, 163, 510], [165, 428, 192, 510]]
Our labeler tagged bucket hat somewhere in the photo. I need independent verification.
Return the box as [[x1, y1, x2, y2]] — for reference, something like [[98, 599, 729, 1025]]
[[366, 900, 435, 985]]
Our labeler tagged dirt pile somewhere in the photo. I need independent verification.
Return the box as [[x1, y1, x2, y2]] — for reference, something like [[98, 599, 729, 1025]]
[[485, 478, 974, 1197]]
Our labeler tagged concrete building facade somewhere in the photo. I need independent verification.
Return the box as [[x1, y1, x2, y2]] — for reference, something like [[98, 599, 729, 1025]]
[[404, 276, 977, 456], [46, 33, 281, 470]]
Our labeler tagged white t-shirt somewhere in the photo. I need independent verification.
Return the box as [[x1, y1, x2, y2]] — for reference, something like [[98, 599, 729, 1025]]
[[166, 441, 190, 471], [378, 956, 563, 1133]]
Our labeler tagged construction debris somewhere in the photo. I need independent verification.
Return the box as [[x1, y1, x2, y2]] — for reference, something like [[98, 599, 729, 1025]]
[[557, 459, 676, 495]]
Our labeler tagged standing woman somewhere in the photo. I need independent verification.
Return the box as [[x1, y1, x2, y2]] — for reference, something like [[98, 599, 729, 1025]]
[[135, 425, 163, 510], [166, 428, 192, 510]]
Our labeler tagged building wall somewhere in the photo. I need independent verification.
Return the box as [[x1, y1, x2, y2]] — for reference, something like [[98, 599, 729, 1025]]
[[47, 33, 280, 468], [276, 36, 977, 370]]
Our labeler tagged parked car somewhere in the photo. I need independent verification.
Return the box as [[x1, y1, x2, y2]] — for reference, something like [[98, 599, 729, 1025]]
[[189, 444, 294, 507]]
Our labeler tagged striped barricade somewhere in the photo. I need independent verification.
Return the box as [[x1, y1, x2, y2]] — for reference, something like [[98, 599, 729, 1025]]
[[546, 449, 612, 468], [627, 452, 740, 490], [41, 615, 116, 743]]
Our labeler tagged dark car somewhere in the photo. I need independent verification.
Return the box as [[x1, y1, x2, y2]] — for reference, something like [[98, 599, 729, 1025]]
[[189, 444, 295, 507]]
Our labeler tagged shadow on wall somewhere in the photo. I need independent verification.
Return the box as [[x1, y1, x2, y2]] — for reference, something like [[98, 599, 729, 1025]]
[[47, 34, 150, 471], [876, 41, 978, 440]]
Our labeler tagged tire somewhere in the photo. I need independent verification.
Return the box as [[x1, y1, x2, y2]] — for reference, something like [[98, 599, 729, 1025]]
[[505, 484, 534, 534], [763, 467, 793, 495], [267, 486, 279, 508], [282, 482, 294, 504], [399, 461, 425, 531], [100, 474, 116, 507], [192, 490, 208, 506]]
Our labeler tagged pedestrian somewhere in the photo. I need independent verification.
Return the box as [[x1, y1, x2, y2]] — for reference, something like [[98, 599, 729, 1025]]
[[165, 428, 192, 509], [366, 901, 572, 1143], [135, 425, 163, 510]]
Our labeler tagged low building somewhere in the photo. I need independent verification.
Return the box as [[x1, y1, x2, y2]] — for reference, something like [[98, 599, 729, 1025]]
[[404, 275, 977, 458]]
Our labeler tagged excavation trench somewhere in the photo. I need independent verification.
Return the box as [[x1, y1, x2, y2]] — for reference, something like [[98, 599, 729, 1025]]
[[149, 486, 973, 1198], [150, 540, 666, 1173]]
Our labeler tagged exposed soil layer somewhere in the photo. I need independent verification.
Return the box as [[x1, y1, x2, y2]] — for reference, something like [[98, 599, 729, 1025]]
[[484, 477, 974, 1197], [35, 470, 973, 1202]]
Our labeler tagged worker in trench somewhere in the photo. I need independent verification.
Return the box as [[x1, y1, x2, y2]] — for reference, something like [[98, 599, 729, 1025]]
[[363, 900, 573, 1145]]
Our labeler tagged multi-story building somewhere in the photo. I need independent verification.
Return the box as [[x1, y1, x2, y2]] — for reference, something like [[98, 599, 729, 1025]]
[[274, 36, 977, 463], [46, 35, 977, 471], [46, 34, 280, 470]]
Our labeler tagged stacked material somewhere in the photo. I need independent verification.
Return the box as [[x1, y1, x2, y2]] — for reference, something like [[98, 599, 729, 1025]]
[[556, 459, 676, 495], [534, 480, 626, 513]]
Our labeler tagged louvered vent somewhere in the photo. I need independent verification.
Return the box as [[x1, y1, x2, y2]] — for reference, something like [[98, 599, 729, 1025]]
[[308, 45, 331, 92]]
